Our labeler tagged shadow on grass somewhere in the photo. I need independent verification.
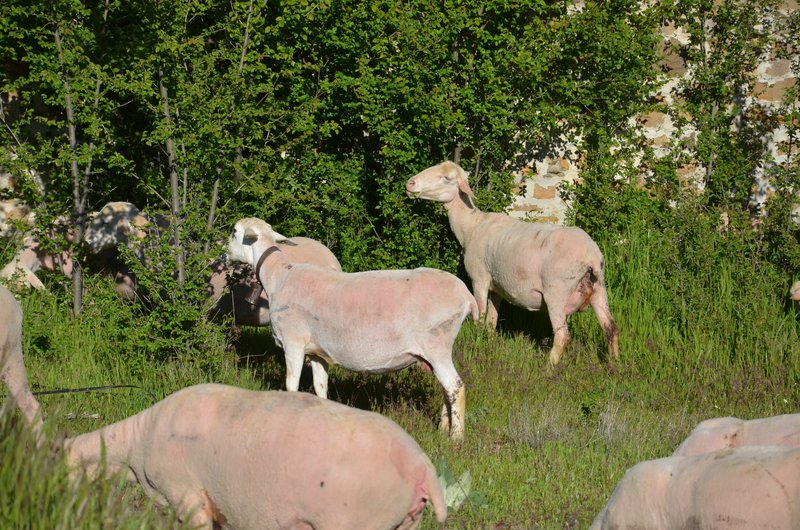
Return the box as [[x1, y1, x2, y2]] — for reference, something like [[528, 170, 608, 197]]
[[495, 300, 554, 348], [228, 325, 439, 417]]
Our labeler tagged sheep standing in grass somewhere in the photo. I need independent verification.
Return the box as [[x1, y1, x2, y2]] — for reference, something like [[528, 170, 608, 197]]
[[208, 236, 341, 327], [226, 217, 478, 439], [1, 202, 342, 327], [0, 283, 42, 433], [406, 161, 619, 366], [66, 383, 447, 529], [672, 413, 800, 456]]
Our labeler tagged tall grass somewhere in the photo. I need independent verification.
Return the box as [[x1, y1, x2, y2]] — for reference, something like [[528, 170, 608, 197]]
[[1, 222, 799, 528]]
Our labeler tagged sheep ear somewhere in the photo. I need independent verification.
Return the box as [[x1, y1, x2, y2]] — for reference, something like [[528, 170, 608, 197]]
[[242, 227, 259, 246], [271, 230, 291, 244], [277, 238, 299, 247], [457, 176, 475, 199]]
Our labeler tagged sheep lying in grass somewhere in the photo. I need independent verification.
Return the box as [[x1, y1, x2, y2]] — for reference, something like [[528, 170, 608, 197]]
[[406, 161, 619, 366], [0, 283, 42, 433], [66, 383, 446, 529], [589, 445, 800, 529], [226, 217, 478, 440], [672, 413, 800, 456]]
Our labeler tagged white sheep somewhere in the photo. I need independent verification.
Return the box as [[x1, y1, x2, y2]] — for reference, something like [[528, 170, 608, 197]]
[[0, 202, 144, 293], [672, 414, 800, 457], [226, 217, 478, 440], [0, 203, 342, 327], [208, 236, 341, 327], [406, 161, 619, 366], [0, 283, 42, 433], [590, 446, 800, 530], [66, 383, 447, 529]]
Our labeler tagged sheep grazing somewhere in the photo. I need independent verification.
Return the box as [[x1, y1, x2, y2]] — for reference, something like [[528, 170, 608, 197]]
[[208, 236, 341, 327], [226, 217, 478, 440], [0, 283, 42, 433], [589, 445, 800, 530], [66, 383, 447, 529], [406, 161, 619, 366], [672, 413, 800, 457]]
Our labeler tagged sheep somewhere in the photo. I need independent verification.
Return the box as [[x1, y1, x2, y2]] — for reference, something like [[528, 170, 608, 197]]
[[589, 445, 800, 530], [0, 202, 143, 293], [66, 383, 447, 529], [0, 283, 42, 433], [1, 204, 342, 327], [84, 201, 149, 255], [789, 280, 800, 301], [406, 161, 619, 366], [207, 236, 341, 327], [672, 413, 800, 457], [0, 232, 73, 291], [226, 217, 479, 440]]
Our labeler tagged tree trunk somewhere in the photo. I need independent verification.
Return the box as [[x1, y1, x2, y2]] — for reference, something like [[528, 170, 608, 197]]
[[158, 67, 185, 283], [54, 20, 85, 316]]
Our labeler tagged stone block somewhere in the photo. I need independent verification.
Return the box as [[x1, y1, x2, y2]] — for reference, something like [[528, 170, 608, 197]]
[[533, 184, 557, 200], [640, 111, 667, 128], [766, 59, 791, 78], [755, 78, 797, 102]]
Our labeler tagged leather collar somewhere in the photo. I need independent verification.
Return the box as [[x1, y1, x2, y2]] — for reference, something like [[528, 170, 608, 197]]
[[254, 245, 281, 276], [246, 246, 282, 306]]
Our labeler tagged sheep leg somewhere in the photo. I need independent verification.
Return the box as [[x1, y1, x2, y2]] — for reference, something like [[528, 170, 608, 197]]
[[546, 307, 570, 366], [1, 334, 43, 433], [309, 358, 329, 399], [486, 291, 502, 328], [589, 282, 619, 361], [431, 361, 465, 440], [283, 345, 306, 392], [162, 488, 215, 530], [472, 277, 498, 328], [545, 280, 586, 366]]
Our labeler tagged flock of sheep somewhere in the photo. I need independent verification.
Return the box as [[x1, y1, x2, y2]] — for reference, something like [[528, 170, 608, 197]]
[[1, 161, 799, 529]]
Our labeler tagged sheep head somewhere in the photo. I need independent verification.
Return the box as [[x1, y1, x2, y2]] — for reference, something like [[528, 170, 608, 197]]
[[406, 161, 475, 207], [226, 217, 290, 267]]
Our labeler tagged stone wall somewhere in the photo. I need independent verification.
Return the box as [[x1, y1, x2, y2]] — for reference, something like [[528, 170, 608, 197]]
[[509, 1, 799, 225]]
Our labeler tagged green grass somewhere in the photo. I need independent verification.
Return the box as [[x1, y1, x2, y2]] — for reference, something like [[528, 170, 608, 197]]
[[2, 227, 799, 528]]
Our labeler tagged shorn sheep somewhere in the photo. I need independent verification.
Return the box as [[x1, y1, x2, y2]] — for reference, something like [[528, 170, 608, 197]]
[[0, 202, 342, 327], [406, 161, 619, 366], [207, 235, 341, 327], [672, 413, 800, 457], [226, 217, 478, 440], [0, 202, 146, 297], [66, 383, 447, 529], [0, 283, 42, 433], [589, 445, 800, 529]]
